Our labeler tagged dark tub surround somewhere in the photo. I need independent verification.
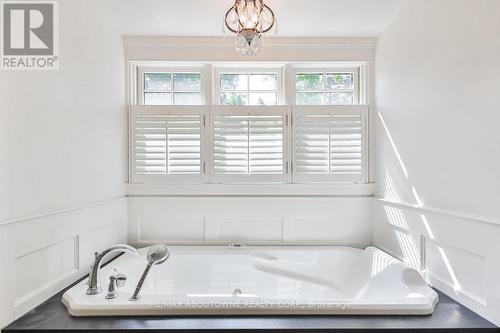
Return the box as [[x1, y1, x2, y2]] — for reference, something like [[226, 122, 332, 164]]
[[2, 289, 498, 333]]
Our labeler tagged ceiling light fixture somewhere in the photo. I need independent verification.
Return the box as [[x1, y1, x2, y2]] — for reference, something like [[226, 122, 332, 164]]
[[224, 0, 276, 56]]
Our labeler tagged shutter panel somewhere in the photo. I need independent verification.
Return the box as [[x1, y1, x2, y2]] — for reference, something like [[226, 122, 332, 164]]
[[293, 105, 367, 183], [130, 106, 207, 183], [210, 106, 290, 183]]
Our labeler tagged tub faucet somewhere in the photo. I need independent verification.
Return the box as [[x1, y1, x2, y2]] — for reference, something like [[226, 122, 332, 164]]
[[86, 244, 138, 295]]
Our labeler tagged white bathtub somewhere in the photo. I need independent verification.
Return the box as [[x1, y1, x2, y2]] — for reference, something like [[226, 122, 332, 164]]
[[62, 246, 438, 316]]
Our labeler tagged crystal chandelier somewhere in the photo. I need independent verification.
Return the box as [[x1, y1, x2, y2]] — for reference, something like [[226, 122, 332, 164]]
[[224, 0, 276, 56]]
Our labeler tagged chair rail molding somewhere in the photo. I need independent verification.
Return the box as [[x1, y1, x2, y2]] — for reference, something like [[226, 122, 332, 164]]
[[377, 198, 500, 227], [0, 197, 125, 227]]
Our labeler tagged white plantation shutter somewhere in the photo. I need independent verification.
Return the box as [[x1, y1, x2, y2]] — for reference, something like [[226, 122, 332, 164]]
[[130, 106, 207, 183], [210, 106, 290, 183], [292, 105, 368, 183]]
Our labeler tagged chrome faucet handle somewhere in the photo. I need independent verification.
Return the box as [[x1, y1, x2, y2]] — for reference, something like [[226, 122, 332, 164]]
[[114, 273, 127, 288], [105, 271, 127, 299]]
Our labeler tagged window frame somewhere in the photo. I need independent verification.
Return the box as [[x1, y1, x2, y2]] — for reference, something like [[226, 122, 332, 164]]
[[137, 66, 207, 106], [292, 68, 360, 106], [213, 67, 284, 106]]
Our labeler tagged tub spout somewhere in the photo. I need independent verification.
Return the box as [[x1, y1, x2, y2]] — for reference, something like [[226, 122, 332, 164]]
[[86, 244, 138, 295]]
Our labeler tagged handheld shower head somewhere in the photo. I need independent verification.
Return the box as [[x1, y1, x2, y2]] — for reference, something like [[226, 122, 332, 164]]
[[130, 244, 170, 301], [147, 244, 169, 265]]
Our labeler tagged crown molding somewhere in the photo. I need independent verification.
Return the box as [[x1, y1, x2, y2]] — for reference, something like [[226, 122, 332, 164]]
[[124, 36, 377, 48], [123, 36, 376, 62]]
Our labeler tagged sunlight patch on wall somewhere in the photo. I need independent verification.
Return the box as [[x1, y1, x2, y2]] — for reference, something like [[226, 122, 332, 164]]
[[420, 214, 435, 239], [378, 112, 408, 178], [394, 230, 420, 270], [412, 186, 424, 207], [383, 205, 409, 230], [437, 246, 462, 292], [384, 169, 401, 201]]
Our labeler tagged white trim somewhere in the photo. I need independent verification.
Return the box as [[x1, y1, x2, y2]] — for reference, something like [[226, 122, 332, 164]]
[[126, 183, 375, 197], [362, 61, 375, 182], [377, 198, 500, 227], [202, 64, 212, 105], [283, 64, 295, 105], [0, 197, 125, 227]]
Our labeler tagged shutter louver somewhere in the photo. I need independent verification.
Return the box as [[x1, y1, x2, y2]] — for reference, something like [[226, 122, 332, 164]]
[[293, 106, 367, 183], [131, 106, 207, 183], [210, 106, 290, 183]]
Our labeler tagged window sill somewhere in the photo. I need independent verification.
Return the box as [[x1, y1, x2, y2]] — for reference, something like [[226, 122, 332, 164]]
[[126, 183, 375, 197]]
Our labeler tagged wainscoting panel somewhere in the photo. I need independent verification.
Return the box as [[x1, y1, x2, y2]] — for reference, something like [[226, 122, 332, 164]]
[[217, 218, 284, 242], [293, 217, 365, 244], [373, 199, 500, 326], [127, 197, 372, 247], [138, 217, 206, 243], [0, 198, 127, 329], [14, 236, 79, 313], [424, 238, 487, 305]]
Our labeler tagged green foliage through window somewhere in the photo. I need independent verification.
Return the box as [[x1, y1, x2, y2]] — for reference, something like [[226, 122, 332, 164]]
[[296, 72, 355, 105], [143, 72, 201, 105], [219, 73, 278, 106]]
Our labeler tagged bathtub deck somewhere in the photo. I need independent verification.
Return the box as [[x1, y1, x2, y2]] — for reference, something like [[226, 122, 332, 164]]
[[3, 285, 497, 333]]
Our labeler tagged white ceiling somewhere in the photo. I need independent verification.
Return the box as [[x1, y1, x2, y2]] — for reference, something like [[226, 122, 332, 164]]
[[95, 0, 410, 37]]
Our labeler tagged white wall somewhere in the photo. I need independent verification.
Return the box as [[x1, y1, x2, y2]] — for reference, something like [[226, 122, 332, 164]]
[[0, 1, 125, 221], [374, 0, 500, 325], [0, 1, 126, 328]]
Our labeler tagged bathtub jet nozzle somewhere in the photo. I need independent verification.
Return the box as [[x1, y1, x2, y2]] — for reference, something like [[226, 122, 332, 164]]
[[130, 244, 170, 301]]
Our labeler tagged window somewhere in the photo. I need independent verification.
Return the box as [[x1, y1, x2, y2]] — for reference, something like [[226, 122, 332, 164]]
[[130, 63, 369, 186], [217, 70, 281, 106], [139, 68, 203, 105], [295, 70, 358, 105]]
